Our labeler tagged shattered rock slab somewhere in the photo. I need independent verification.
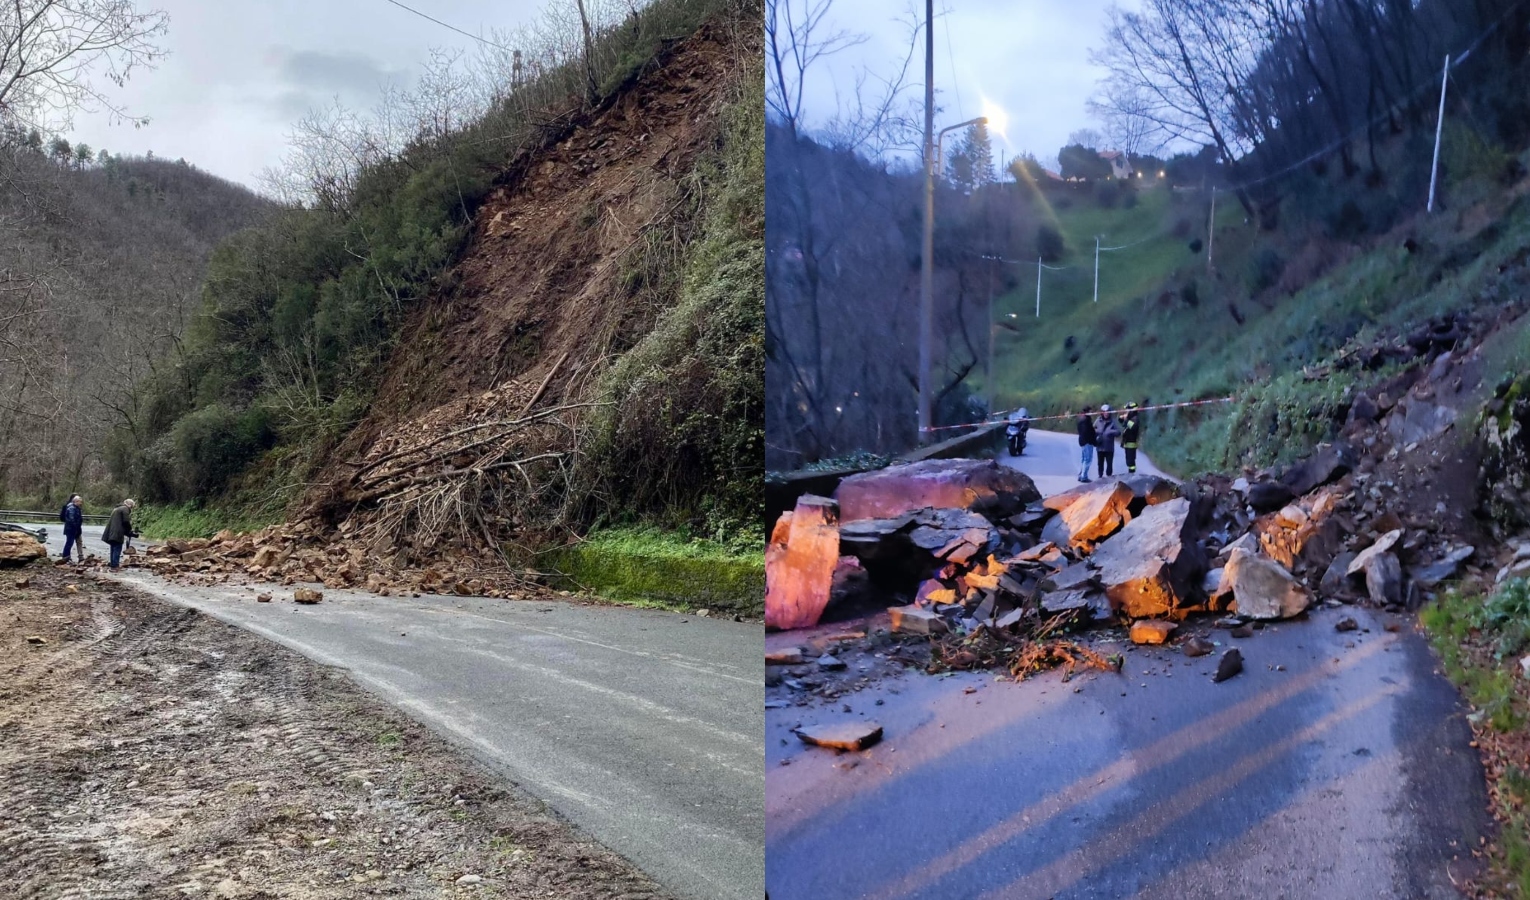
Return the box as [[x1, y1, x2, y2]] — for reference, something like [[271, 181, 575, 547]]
[[1221, 549, 1311, 620], [1041, 481, 1134, 552], [795, 721, 883, 752], [1130, 620, 1176, 645], [1089, 499, 1208, 619], [764, 496, 840, 631], [835, 459, 1041, 523], [888, 604, 949, 635]]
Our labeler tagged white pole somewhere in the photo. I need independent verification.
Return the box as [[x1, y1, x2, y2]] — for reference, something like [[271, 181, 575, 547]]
[[1035, 257, 1042, 318], [1428, 54, 1450, 213], [1207, 187, 1217, 278], [1093, 236, 1100, 303]]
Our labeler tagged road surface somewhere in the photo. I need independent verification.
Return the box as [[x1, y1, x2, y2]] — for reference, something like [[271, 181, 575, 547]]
[[765, 435, 1487, 899], [998, 425, 1175, 495], [27, 523, 763, 900]]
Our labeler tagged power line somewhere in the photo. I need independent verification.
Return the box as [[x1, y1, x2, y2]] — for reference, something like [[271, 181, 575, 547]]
[[379, 0, 512, 52]]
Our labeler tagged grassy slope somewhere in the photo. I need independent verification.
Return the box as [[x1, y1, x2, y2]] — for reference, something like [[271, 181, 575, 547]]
[[985, 161, 1530, 477]]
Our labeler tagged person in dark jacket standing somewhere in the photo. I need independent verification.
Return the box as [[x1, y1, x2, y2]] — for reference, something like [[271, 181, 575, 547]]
[[1096, 405, 1121, 478], [103, 499, 136, 570], [60, 494, 84, 563], [1121, 402, 1142, 473], [1076, 407, 1097, 482]]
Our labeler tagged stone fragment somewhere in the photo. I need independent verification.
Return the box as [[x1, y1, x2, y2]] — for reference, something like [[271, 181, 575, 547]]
[[1335, 617, 1358, 632], [1362, 552, 1403, 606], [293, 588, 323, 604], [0, 531, 46, 567], [795, 721, 884, 751], [1182, 636, 1215, 657], [766, 648, 804, 666], [1410, 546, 1474, 587], [764, 496, 840, 630], [1040, 562, 1098, 593], [1247, 482, 1296, 515], [816, 654, 846, 671], [1040, 482, 1134, 552], [1221, 549, 1312, 620], [1090, 499, 1208, 619], [1320, 552, 1358, 597], [1130, 619, 1176, 645], [1346, 530, 1404, 577], [1214, 648, 1244, 682], [1277, 441, 1357, 497], [888, 605, 948, 635], [25, 635, 45, 645], [1230, 623, 1255, 639], [256, 593, 272, 603]]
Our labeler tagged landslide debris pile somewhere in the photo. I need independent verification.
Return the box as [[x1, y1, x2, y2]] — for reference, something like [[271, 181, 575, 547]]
[[140, 14, 759, 599]]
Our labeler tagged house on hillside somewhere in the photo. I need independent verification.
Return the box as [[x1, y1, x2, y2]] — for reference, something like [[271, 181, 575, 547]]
[[1099, 150, 1134, 180]]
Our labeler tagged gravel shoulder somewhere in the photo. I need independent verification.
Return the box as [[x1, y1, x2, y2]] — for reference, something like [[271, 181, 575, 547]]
[[0, 564, 672, 899]]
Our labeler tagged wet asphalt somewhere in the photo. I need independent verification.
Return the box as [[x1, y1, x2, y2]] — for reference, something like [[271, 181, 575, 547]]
[[765, 433, 1488, 900]]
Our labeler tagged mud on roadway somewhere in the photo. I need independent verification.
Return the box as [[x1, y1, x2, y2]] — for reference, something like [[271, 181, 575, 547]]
[[0, 565, 671, 900]]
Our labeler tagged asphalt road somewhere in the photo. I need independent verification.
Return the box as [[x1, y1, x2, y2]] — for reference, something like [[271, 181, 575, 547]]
[[998, 425, 1175, 495], [20, 521, 764, 900], [765, 437, 1488, 900]]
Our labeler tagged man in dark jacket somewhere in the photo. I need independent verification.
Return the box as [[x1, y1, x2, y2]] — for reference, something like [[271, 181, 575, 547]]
[[1096, 405, 1121, 478], [1121, 402, 1142, 473], [1076, 407, 1097, 482], [103, 499, 137, 570], [60, 494, 84, 563]]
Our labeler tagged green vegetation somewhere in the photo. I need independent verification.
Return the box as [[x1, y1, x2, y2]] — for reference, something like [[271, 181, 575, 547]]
[[1421, 581, 1530, 895], [133, 502, 280, 541], [544, 526, 764, 615], [988, 135, 1530, 476]]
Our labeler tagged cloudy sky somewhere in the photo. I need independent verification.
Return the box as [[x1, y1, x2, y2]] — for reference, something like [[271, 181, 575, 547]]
[[68, 0, 545, 191], [794, 0, 1140, 171]]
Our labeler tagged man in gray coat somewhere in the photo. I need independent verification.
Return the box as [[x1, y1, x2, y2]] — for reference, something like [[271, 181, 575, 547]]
[[103, 499, 137, 570], [1095, 405, 1121, 478]]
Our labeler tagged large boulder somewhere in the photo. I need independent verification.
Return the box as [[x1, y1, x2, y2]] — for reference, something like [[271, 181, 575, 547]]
[[0, 531, 45, 567], [1089, 499, 1208, 619], [1117, 474, 1181, 512], [1040, 481, 1134, 552], [765, 496, 841, 630], [1220, 548, 1312, 620], [1277, 441, 1358, 497], [1386, 397, 1458, 446], [1246, 481, 1296, 515], [835, 459, 1040, 523]]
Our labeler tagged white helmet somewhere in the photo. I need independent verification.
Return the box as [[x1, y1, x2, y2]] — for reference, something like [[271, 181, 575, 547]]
[[1100, 404, 1112, 413]]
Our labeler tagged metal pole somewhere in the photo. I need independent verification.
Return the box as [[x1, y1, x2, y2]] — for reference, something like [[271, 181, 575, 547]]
[[917, 0, 935, 443], [986, 257, 994, 413], [1035, 257, 1041, 318], [1428, 54, 1450, 213], [1207, 187, 1217, 279], [1093, 236, 1100, 303]]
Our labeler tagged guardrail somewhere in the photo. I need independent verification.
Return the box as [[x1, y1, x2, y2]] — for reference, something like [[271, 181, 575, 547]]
[[0, 508, 110, 525]]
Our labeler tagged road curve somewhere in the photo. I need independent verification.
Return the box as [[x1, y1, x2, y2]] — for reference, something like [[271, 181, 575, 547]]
[[56, 553, 764, 900]]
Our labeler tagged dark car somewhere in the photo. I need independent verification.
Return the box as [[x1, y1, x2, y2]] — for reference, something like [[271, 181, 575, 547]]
[[0, 522, 46, 543]]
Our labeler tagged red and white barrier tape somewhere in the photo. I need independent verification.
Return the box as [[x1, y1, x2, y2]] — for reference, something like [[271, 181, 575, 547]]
[[920, 396, 1237, 433]]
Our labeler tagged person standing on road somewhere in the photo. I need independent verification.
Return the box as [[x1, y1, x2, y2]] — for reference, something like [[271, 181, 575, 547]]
[[1076, 407, 1097, 482], [1096, 405, 1121, 478], [1121, 402, 1142, 473], [60, 494, 84, 563], [103, 499, 136, 570]]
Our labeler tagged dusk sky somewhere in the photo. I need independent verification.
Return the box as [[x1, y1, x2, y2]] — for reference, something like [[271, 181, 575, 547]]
[[67, 0, 548, 191], [794, 0, 1141, 172]]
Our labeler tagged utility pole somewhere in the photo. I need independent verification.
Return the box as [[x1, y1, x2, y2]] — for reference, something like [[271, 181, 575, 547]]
[[1093, 236, 1101, 304], [1035, 257, 1042, 318], [1207, 187, 1217, 279], [917, 0, 935, 443], [986, 257, 995, 413], [1428, 54, 1450, 213]]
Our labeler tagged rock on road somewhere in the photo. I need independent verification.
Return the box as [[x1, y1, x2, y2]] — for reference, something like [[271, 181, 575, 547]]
[[764, 432, 1488, 900], [42, 531, 765, 900]]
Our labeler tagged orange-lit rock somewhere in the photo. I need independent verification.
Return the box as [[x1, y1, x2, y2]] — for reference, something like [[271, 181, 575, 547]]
[[764, 496, 840, 630]]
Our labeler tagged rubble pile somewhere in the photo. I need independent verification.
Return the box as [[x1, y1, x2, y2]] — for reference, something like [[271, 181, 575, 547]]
[[0, 532, 47, 567]]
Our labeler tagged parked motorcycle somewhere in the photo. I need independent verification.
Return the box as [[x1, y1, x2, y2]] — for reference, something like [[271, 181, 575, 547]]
[[1005, 409, 1030, 456]]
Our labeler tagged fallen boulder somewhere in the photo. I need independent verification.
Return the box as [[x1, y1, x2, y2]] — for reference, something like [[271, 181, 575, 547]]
[[1246, 481, 1296, 515], [1347, 529, 1404, 578], [1410, 546, 1474, 587], [1040, 481, 1134, 552], [293, 588, 324, 604], [888, 604, 949, 635], [835, 459, 1040, 523], [1220, 548, 1311, 620], [1130, 619, 1176, 645], [1277, 441, 1357, 497], [1362, 551, 1404, 606], [1089, 499, 1208, 619], [764, 496, 841, 630], [1116, 474, 1180, 512], [1214, 648, 1244, 682], [0, 532, 46, 567]]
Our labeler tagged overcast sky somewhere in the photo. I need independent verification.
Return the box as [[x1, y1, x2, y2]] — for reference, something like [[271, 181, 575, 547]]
[[68, 0, 546, 191], [794, 0, 1140, 172]]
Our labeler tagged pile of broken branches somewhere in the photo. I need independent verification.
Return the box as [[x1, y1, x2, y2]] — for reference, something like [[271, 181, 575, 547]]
[[927, 611, 1123, 682]]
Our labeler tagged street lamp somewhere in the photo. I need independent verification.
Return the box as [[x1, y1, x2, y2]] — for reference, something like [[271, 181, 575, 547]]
[[919, 114, 988, 443]]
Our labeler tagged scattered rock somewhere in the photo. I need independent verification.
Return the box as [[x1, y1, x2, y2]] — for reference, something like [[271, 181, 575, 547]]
[[1130, 619, 1176, 645], [1410, 546, 1474, 587], [255, 593, 272, 603], [1336, 617, 1358, 632], [15, 577, 29, 588], [888, 604, 949, 636], [1182, 636, 1215, 657], [25, 635, 46, 645], [816, 654, 846, 671], [1277, 441, 1357, 497], [1247, 481, 1296, 515], [1090, 499, 1208, 619], [456, 874, 483, 885], [794, 721, 884, 751], [1320, 551, 1358, 597], [1040, 481, 1134, 552], [293, 588, 324, 604], [1040, 562, 1098, 593], [1214, 648, 1244, 683], [1230, 623, 1255, 639], [766, 648, 805, 666], [1362, 552, 1404, 606], [1346, 529, 1404, 577], [764, 496, 840, 630], [0, 531, 46, 567], [1221, 549, 1312, 620]]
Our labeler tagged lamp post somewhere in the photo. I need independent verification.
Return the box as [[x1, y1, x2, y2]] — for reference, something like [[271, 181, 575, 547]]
[[918, 114, 988, 442]]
